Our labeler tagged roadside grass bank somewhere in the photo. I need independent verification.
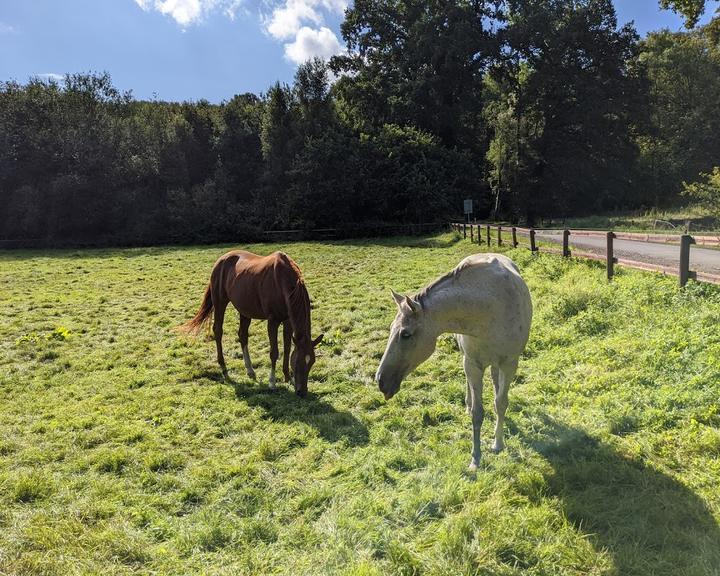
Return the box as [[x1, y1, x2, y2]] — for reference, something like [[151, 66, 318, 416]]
[[560, 206, 719, 234]]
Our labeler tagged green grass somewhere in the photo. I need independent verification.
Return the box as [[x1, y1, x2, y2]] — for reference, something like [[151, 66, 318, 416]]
[[1, 232, 719, 575], [557, 206, 720, 234]]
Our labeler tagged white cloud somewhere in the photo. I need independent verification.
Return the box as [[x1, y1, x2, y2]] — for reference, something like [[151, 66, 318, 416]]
[[284, 26, 343, 64], [132, 0, 346, 66], [265, 0, 322, 40], [224, 0, 246, 20], [264, 0, 346, 64], [134, 0, 243, 26], [0, 22, 18, 35], [37, 73, 65, 82]]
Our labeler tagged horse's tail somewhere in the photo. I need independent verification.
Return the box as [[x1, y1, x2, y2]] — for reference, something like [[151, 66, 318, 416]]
[[179, 282, 214, 334]]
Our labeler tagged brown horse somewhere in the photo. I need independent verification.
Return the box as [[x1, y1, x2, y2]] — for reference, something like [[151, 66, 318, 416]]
[[182, 250, 323, 397]]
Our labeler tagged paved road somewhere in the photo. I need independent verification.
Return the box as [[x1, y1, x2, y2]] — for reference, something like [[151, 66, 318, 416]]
[[536, 231, 720, 276]]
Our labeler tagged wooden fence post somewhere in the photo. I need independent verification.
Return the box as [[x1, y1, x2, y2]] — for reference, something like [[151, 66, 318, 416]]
[[679, 234, 696, 287], [530, 229, 537, 253], [512, 227, 518, 248], [463, 224, 467, 239], [486, 225, 491, 246], [497, 226, 503, 246], [606, 232, 616, 281], [470, 224, 474, 242], [563, 229, 571, 257]]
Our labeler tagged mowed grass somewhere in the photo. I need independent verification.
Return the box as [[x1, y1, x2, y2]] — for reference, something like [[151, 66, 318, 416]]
[[1, 233, 719, 575]]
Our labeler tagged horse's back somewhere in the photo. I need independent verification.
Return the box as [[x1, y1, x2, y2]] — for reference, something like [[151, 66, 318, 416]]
[[456, 253, 527, 295], [457, 253, 521, 276], [453, 253, 532, 359], [212, 250, 298, 319]]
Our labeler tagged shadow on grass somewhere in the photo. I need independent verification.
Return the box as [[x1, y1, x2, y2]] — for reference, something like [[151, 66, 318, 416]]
[[520, 418, 720, 575], [324, 233, 463, 250], [227, 378, 370, 447], [0, 233, 463, 261]]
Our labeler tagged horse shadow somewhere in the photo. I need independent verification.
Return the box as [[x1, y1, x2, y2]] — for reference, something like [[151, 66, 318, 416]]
[[225, 377, 370, 447], [514, 417, 720, 574]]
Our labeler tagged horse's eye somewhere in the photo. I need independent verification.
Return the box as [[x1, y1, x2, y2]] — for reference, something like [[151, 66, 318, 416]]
[[400, 330, 412, 340]]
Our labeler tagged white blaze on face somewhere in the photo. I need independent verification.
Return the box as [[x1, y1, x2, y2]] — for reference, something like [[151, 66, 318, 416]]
[[305, 355, 311, 365]]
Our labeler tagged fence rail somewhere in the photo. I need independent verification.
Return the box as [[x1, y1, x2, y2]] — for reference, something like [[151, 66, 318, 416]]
[[450, 222, 720, 287]]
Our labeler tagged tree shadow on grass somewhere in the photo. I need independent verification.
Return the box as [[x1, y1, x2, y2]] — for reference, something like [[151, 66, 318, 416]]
[[226, 378, 370, 447], [518, 417, 720, 575], [327, 233, 462, 250]]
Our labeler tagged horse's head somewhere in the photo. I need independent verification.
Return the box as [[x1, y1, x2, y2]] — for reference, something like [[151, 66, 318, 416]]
[[290, 334, 324, 397], [375, 289, 437, 400]]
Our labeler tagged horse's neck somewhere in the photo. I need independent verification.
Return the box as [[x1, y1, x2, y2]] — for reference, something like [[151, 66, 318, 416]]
[[421, 285, 473, 336], [287, 282, 311, 341]]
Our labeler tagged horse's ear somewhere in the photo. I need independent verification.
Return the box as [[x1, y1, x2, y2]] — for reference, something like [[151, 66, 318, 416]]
[[404, 296, 420, 313], [312, 334, 324, 347], [391, 289, 404, 308], [391, 289, 420, 313]]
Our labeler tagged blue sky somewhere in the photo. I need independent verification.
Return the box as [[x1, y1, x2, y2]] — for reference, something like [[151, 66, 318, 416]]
[[1, 0, 718, 103]]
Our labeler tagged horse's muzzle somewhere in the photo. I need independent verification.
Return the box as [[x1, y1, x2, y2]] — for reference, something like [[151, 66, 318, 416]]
[[376, 375, 399, 401]]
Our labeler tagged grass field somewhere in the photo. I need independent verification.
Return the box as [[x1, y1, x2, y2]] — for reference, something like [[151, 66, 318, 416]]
[[1, 233, 720, 575]]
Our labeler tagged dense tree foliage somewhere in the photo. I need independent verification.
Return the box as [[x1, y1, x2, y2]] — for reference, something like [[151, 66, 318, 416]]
[[683, 167, 720, 216], [485, 0, 645, 223], [636, 24, 720, 206], [660, 0, 718, 27], [1, 0, 719, 245]]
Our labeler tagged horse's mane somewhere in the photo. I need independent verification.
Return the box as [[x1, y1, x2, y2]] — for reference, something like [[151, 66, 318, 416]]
[[414, 268, 460, 305], [281, 255, 311, 340], [288, 278, 309, 311], [285, 255, 304, 284], [414, 259, 478, 305]]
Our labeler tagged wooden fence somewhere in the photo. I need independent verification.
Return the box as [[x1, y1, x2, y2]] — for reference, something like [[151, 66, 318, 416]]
[[450, 222, 720, 287]]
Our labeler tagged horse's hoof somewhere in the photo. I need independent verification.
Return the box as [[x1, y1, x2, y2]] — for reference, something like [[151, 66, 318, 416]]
[[468, 458, 479, 471], [491, 442, 504, 454], [247, 371, 257, 380]]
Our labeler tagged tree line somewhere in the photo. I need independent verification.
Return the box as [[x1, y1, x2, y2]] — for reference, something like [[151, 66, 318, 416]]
[[1, 0, 719, 246]]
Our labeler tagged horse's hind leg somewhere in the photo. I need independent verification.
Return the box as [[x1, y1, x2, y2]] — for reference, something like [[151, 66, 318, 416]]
[[462, 352, 486, 470], [267, 320, 280, 390], [491, 357, 518, 453], [282, 320, 292, 383], [239, 315, 256, 380], [213, 299, 229, 377]]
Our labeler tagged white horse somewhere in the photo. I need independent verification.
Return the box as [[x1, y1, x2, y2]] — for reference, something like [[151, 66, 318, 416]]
[[375, 253, 532, 470]]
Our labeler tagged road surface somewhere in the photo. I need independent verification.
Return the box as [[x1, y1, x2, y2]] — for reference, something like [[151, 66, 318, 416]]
[[536, 231, 720, 276]]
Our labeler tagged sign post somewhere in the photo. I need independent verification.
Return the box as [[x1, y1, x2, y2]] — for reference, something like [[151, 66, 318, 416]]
[[463, 199, 473, 223]]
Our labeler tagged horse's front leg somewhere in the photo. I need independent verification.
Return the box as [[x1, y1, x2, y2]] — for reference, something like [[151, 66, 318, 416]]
[[267, 319, 280, 390], [463, 354, 486, 470], [282, 320, 293, 384], [239, 315, 256, 380]]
